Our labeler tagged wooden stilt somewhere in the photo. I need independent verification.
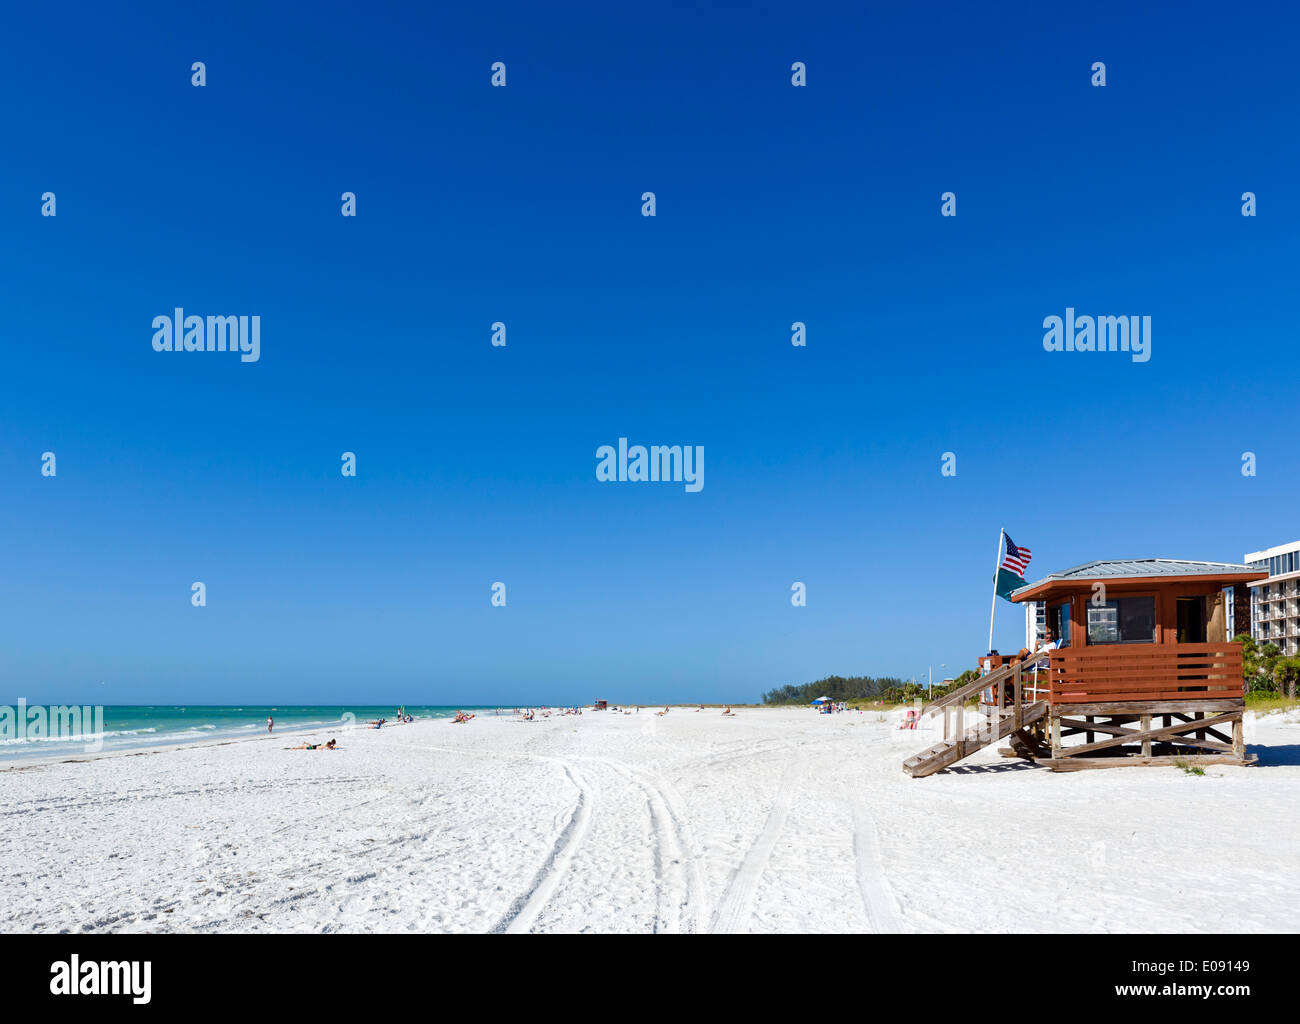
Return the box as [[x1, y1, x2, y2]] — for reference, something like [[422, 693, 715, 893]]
[[1043, 753, 1258, 771], [1039, 706, 1250, 769]]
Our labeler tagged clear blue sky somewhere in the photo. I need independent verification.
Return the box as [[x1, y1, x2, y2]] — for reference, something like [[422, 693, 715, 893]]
[[2, 1, 1296, 705]]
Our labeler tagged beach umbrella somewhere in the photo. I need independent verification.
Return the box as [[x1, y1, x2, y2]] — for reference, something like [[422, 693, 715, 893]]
[[812, 696, 830, 703]]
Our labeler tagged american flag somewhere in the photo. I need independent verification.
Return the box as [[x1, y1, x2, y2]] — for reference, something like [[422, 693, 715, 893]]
[[1001, 534, 1032, 577]]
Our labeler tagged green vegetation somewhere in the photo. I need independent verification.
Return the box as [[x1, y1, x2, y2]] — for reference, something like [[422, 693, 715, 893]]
[[1235, 633, 1300, 699], [761, 675, 906, 705], [762, 667, 980, 707], [1244, 691, 1300, 714], [1174, 758, 1206, 777]]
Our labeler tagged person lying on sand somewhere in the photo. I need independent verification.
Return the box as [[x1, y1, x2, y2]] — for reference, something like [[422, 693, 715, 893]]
[[452, 711, 475, 723], [288, 739, 337, 750], [722, 707, 734, 716]]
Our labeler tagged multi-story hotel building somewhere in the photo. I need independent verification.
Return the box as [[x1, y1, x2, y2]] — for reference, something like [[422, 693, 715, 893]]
[[1244, 540, 1300, 656]]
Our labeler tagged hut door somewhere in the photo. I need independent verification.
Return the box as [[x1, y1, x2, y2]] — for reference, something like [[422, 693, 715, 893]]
[[1176, 597, 1207, 643]]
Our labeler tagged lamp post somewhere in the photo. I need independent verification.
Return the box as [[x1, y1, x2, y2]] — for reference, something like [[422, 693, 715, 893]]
[[928, 664, 945, 695]]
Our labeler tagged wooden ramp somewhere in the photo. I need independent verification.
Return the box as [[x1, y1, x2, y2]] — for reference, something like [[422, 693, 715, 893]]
[[903, 701, 1048, 778]]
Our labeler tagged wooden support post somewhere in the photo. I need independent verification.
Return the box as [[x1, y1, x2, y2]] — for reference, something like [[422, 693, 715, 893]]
[[1085, 715, 1094, 745], [1034, 702, 1249, 771], [1014, 662, 1023, 730]]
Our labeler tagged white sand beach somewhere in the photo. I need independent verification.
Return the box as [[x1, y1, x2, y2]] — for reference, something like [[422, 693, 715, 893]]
[[3, 706, 1299, 934]]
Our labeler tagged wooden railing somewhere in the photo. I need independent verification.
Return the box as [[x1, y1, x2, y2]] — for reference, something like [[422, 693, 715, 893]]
[[921, 663, 1011, 718], [921, 650, 1047, 743], [1047, 642, 1244, 704]]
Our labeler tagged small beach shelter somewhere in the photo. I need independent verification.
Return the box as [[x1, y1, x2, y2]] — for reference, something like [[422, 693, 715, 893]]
[[903, 557, 1265, 777]]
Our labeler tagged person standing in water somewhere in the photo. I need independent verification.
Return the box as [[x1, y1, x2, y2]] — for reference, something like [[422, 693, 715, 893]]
[[267, 715, 274, 734]]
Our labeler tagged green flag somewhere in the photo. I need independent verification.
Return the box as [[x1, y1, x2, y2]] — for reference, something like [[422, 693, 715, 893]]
[[995, 567, 1026, 601]]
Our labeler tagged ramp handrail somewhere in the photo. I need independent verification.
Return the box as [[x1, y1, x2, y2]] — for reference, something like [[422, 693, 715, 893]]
[[922, 649, 1043, 718]]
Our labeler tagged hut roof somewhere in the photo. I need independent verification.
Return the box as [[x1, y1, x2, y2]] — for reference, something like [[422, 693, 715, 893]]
[[1011, 559, 1264, 602]]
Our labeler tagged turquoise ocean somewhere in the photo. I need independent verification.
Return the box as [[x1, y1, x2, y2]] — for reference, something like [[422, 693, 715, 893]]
[[0, 705, 505, 762]]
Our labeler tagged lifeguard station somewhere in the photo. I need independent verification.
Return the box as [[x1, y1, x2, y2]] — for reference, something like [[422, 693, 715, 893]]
[[903, 559, 1265, 776]]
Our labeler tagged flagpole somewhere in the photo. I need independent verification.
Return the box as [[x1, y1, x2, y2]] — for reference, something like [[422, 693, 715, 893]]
[[987, 527, 1004, 654]]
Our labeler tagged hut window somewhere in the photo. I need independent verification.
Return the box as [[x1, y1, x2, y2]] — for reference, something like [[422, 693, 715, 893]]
[[1048, 602, 1071, 646], [1086, 596, 1156, 644]]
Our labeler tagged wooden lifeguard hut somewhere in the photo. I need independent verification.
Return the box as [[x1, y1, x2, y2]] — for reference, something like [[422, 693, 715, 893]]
[[904, 559, 1265, 776]]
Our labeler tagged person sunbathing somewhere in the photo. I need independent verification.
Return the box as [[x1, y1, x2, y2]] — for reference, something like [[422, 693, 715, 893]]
[[289, 739, 337, 750], [452, 711, 475, 723]]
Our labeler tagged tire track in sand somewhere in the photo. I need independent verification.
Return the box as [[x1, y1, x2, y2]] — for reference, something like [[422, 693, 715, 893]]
[[850, 793, 903, 933], [668, 738, 795, 778], [490, 762, 594, 934], [638, 765, 709, 935], [582, 756, 706, 933], [710, 758, 803, 934], [407, 742, 595, 933]]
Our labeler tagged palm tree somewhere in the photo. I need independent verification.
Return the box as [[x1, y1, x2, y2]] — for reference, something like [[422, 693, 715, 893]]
[[1235, 633, 1281, 692], [1273, 656, 1300, 700]]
